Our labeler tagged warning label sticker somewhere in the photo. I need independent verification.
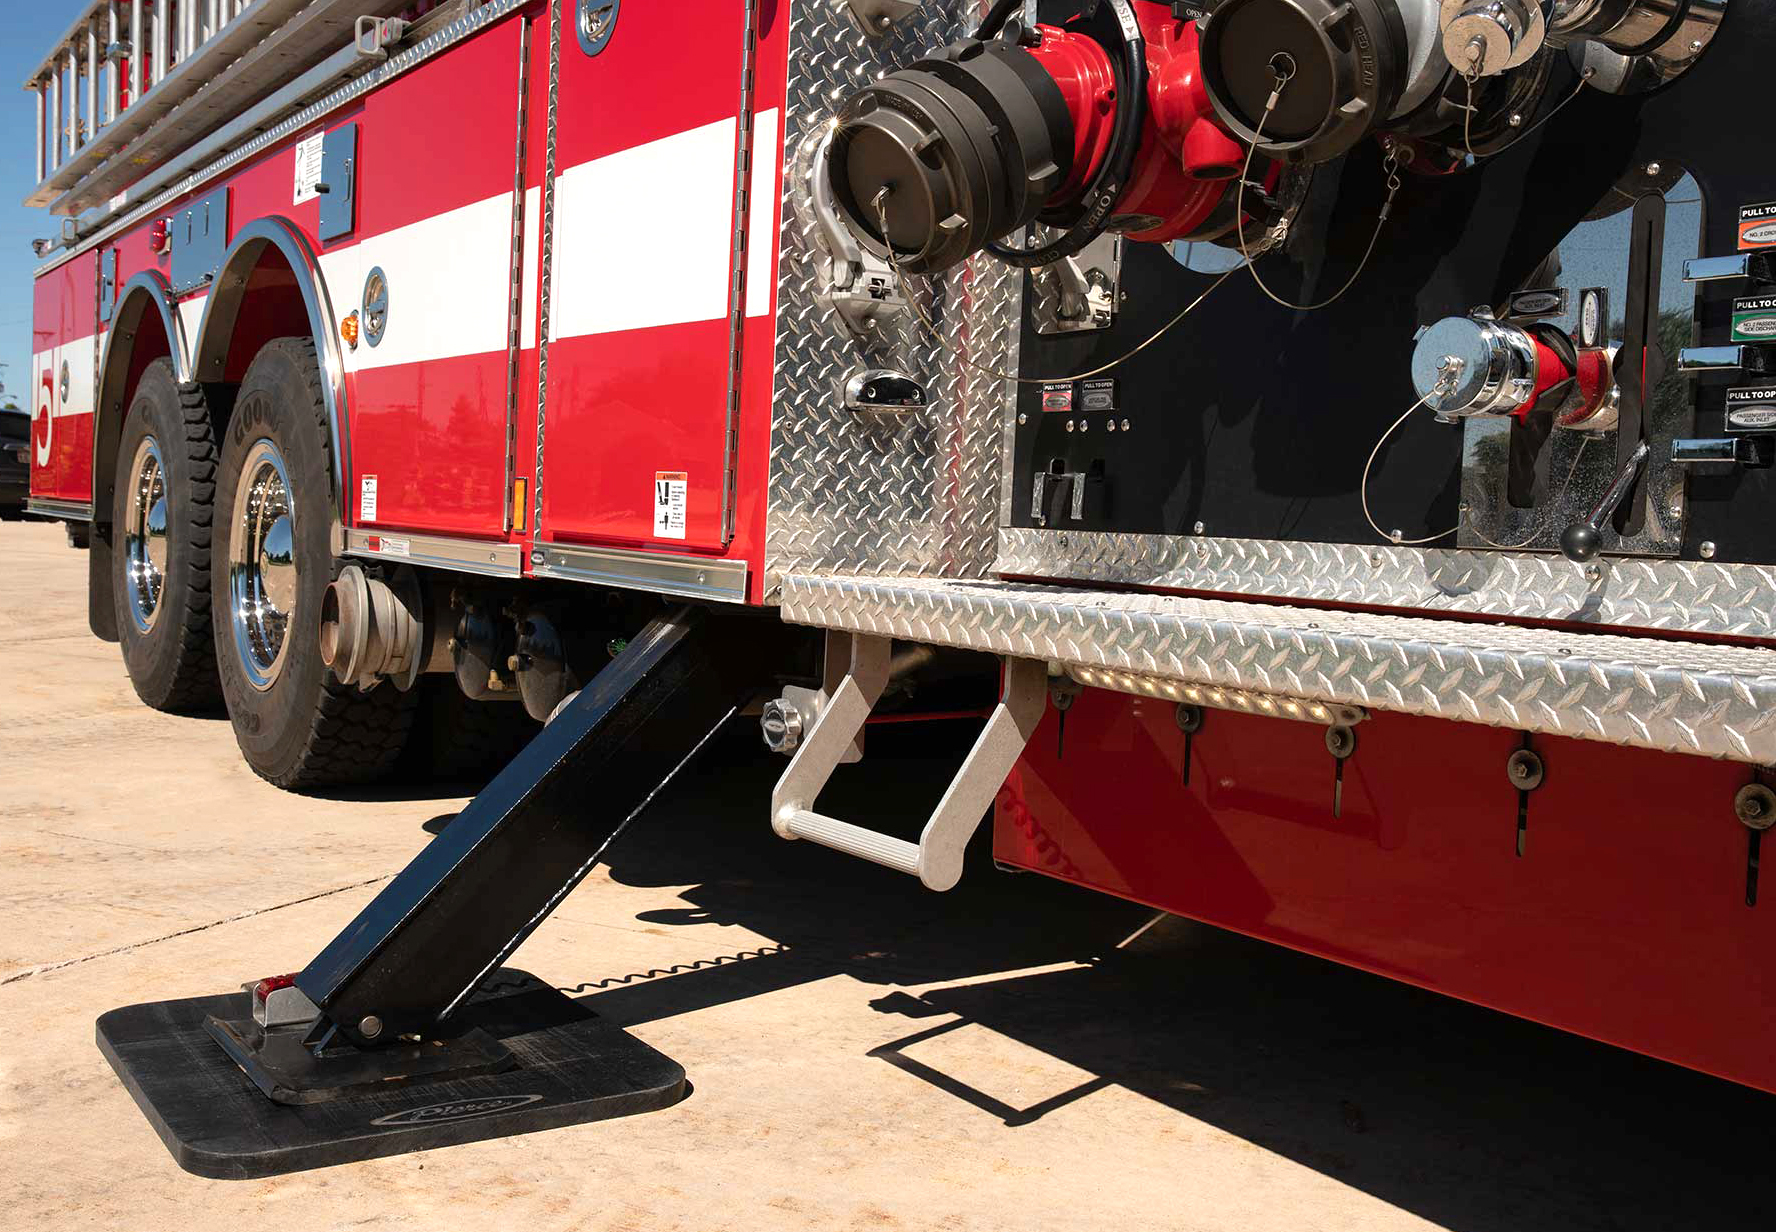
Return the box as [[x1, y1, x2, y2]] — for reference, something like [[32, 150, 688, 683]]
[[1739, 201, 1776, 250], [293, 132, 325, 205], [1040, 382, 1073, 413], [1080, 378, 1118, 413], [653, 472, 687, 540], [367, 535, 409, 557], [359, 473, 378, 522]]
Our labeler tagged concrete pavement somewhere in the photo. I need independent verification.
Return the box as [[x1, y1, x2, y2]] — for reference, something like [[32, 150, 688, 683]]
[[0, 517, 1769, 1231]]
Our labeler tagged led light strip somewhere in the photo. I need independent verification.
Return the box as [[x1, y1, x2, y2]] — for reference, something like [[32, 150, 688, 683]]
[[1063, 664, 1368, 727]]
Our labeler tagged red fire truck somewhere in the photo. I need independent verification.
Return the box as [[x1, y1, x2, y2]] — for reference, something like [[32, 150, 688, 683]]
[[22, 0, 1774, 1178]]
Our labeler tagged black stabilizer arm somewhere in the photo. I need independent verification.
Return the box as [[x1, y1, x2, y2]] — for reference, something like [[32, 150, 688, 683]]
[[298, 604, 809, 1048]]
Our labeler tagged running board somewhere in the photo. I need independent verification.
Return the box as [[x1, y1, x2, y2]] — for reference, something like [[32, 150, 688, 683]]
[[97, 606, 807, 1178], [779, 574, 1776, 765], [771, 636, 1047, 891]]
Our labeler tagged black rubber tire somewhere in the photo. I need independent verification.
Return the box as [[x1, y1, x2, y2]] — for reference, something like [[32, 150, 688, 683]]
[[396, 677, 540, 787], [212, 337, 417, 790], [112, 358, 223, 713]]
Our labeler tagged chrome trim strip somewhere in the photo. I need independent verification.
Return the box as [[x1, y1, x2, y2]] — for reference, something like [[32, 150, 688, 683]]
[[340, 528, 524, 579], [500, 15, 533, 534], [34, 0, 533, 277], [782, 572, 1776, 764], [193, 217, 348, 523], [25, 497, 94, 522], [531, 0, 562, 540], [1062, 664, 1368, 728], [994, 527, 1776, 640], [718, 0, 761, 545], [533, 543, 750, 605]]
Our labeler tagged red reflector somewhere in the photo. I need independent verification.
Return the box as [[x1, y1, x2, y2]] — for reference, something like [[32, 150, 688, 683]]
[[252, 973, 299, 1008]]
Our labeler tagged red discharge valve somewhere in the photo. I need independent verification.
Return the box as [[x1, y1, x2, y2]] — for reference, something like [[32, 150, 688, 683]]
[[825, 1, 1268, 275], [1411, 308, 1615, 426]]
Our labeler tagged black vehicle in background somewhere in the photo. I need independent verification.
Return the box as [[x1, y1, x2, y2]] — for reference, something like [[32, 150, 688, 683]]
[[0, 406, 29, 518]]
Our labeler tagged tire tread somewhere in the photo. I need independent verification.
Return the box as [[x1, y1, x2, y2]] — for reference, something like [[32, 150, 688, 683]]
[[118, 362, 222, 713], [225, 337, 416, 791]]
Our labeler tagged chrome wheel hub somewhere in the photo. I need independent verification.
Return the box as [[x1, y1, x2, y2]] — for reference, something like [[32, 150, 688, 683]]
[[123, 436, 169, 633], [229, 440, 297, 691]]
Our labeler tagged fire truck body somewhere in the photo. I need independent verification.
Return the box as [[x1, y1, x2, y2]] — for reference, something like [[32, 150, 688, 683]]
[[29, 1, 781, 589], [19, 0, 1776, 1173]]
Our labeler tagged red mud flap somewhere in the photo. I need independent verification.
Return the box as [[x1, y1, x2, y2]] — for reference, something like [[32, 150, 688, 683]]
[[95, 970, 685, 1179]]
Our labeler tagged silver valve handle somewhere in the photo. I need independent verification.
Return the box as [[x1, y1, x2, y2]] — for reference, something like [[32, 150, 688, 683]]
[[1677, 345, 1775, 375], [1684, 253, 1775, 284], [1560, 439, 1650, 563]]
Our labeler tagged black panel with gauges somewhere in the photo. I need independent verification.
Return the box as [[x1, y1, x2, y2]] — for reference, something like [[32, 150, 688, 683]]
[[1004, 0, 1776, 565]]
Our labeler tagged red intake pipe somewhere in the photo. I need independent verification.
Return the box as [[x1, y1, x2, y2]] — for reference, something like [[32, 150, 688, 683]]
[[828, 1, 1264, 273], [1027, 12, 1254, 243]]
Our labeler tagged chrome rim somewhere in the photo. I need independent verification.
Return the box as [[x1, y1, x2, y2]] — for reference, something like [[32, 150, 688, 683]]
[[122, 436, 169, 633], [228, 439, 297, 691]]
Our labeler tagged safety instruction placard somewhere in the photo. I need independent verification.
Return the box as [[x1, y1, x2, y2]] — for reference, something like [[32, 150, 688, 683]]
[[653, 472, 687, 540], [293, 132, 325, 204], [359, 473, 378, 522], [1726, 384, 1776, 433], [1732, 295, 1776, 342]]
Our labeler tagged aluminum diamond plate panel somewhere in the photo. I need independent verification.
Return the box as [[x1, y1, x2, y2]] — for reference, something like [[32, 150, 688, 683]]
[[764, 1, 1019, 596], [781, 573, 1776, 763], [994, 528, 1776, 640]]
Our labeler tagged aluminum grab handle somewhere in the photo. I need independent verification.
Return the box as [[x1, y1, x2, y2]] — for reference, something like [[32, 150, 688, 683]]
[[779, 811, 922, 877], [771, 647, 1048, 892]]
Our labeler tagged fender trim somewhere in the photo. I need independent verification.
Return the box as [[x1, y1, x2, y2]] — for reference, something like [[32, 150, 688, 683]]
[[192, 217, 350, 521], [90, 270, 190, 528]]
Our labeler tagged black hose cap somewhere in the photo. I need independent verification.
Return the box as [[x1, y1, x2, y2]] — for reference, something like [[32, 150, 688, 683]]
[[1201, 0, 1406, 164], [915, 40, 1073, 232], [828, 38, 1075, 275], [832, 75, 993, 274]]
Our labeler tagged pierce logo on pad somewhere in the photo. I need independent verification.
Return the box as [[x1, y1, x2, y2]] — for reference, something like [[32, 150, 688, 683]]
[[371, 1094, 546, 1127]]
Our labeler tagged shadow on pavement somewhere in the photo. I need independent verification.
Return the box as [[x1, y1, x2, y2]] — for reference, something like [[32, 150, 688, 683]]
[[548, 723, 1771, 1232]]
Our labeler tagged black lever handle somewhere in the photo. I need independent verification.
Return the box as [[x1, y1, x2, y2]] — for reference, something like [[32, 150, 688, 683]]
[[1561, 440, 1650, 562]]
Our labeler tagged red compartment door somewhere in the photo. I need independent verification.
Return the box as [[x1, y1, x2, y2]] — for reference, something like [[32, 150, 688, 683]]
[[534, 1, 748, 552]]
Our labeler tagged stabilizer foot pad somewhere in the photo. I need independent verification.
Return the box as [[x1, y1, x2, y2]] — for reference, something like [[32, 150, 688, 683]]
[[96, 970, 686, 1179]]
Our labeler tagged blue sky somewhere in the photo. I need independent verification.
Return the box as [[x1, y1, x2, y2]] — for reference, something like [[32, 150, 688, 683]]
[[0, 7, 76, 412]]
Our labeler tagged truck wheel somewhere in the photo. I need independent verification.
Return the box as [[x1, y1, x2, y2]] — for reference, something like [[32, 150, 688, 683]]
[[112, 358, 223, 712], [213, 337, 416, 789]]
